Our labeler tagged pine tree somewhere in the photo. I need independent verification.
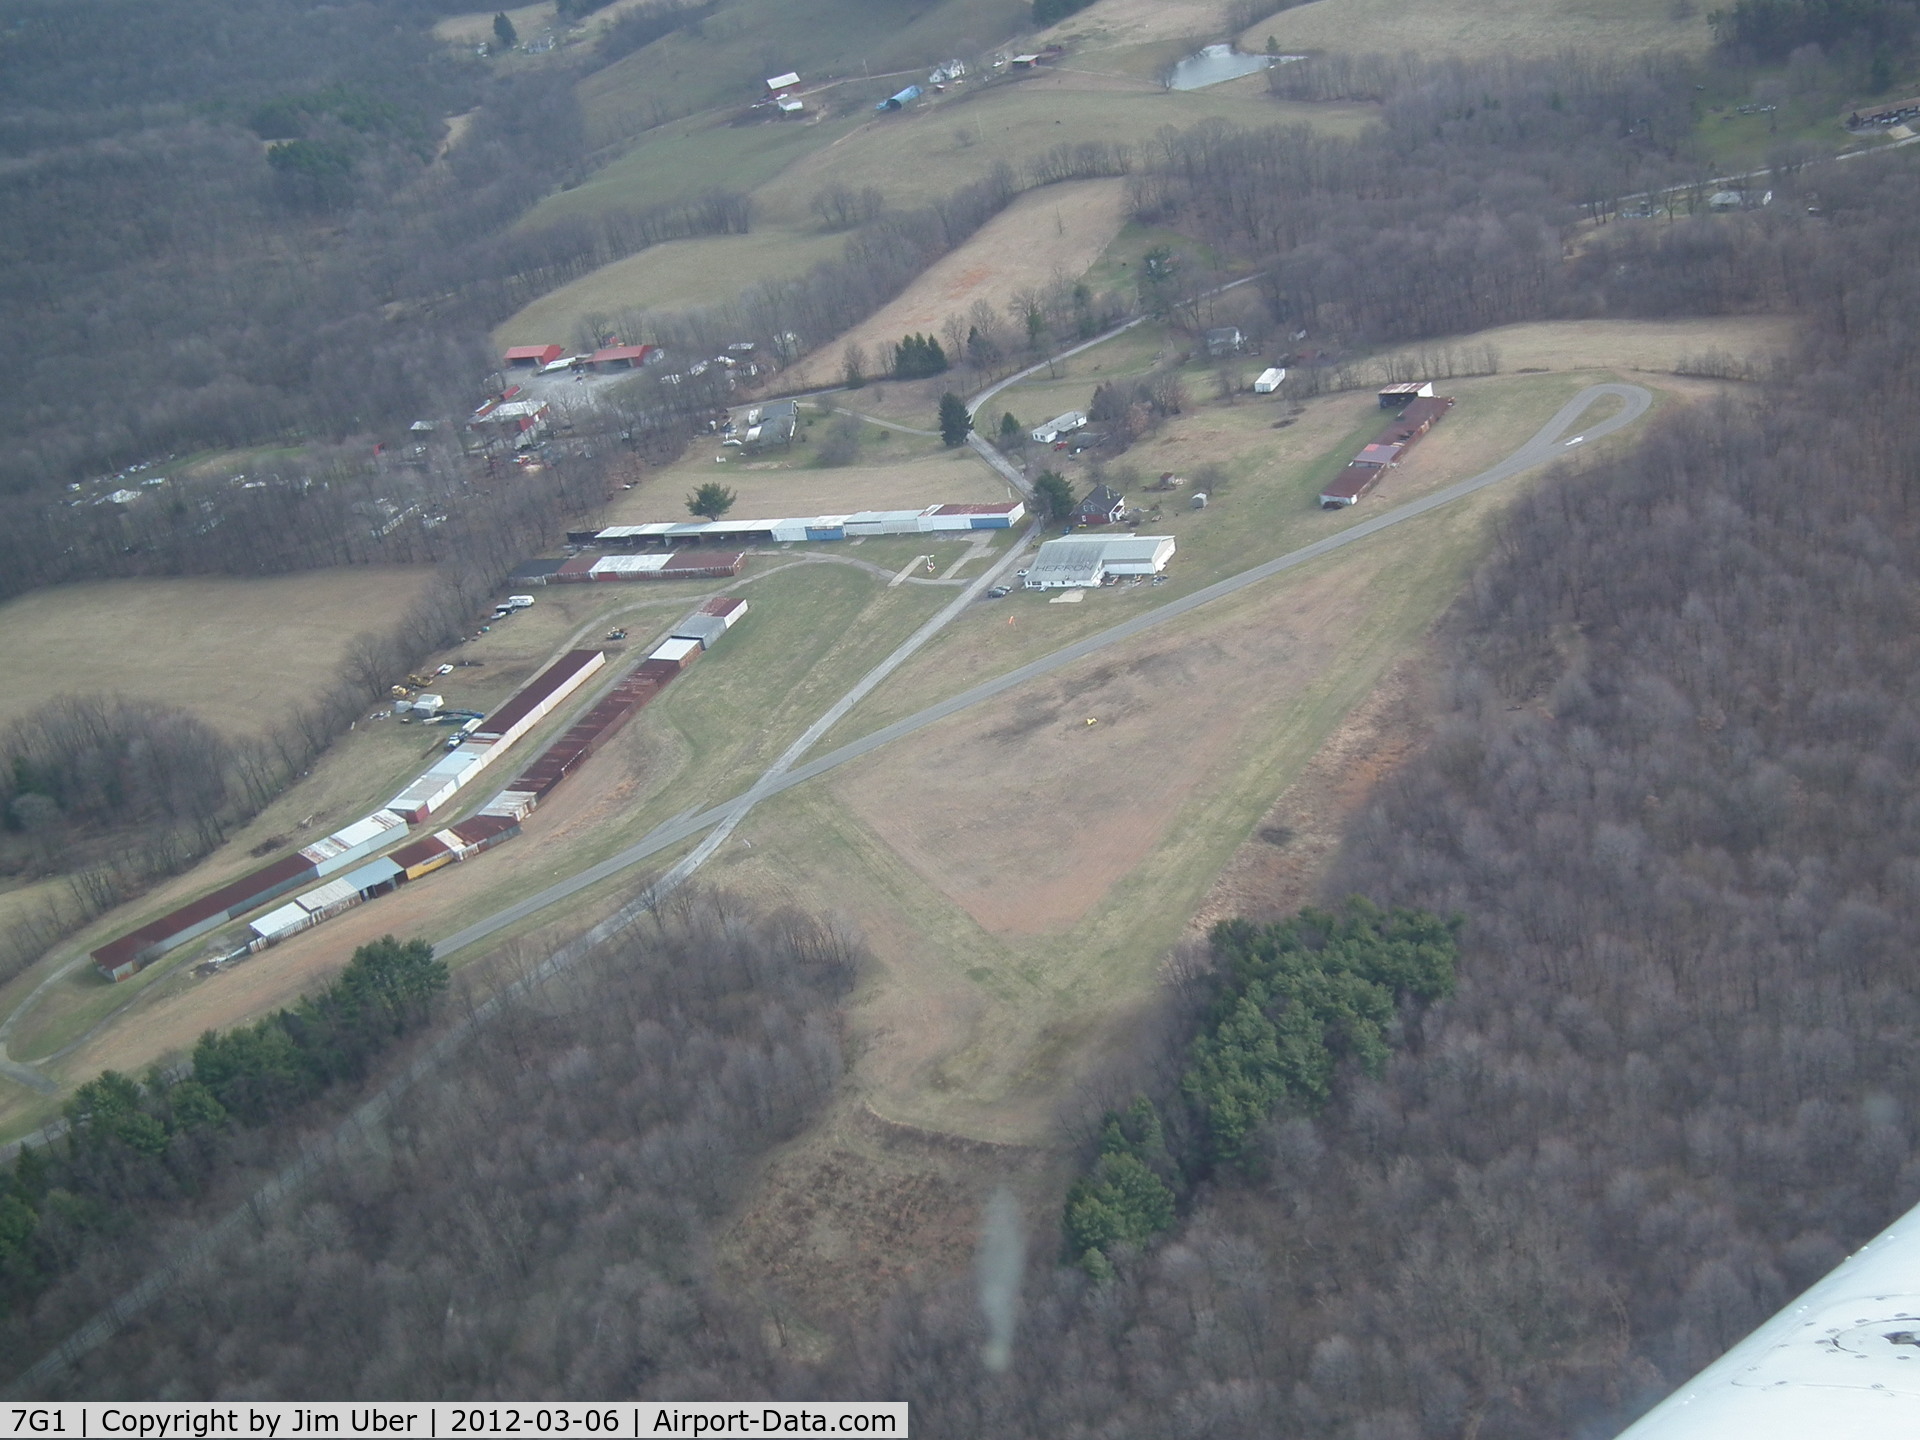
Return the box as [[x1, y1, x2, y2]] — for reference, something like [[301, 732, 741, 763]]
[[937, 393, 972, 447]]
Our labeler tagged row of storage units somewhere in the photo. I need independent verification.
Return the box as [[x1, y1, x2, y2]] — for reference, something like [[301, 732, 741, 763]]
[[385, 741, 500, 824], [554, 551, 749, 583], [476, 596, 748, 826], [582, 501, 1023, 550], [245, 815, 522, 950], [92, 647, 611, 979], [1318, 393, 1455, 508], [92, 604, 751, 982], [93, 805, 412, 981]]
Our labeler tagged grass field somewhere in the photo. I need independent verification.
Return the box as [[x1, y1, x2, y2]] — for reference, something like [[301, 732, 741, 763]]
[[0, 570, 435, 738], [714, 479, 1528, 1143], [824, 371, 1618, 746], [604, 438, 1016, 524], [1239, 0, 1713, 58], [523, 113, 859, 231], [750, 76, 1373, 225], [576, 0, 1027, 146], [495, 229, 848, 349]]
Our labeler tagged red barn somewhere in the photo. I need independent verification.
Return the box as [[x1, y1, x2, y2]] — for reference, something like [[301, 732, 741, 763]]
[[505, 344, 564, 368], [589, 344, 654, 370]]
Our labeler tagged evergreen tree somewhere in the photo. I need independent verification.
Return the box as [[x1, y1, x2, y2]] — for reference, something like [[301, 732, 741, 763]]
[[937, 393, 972, 447], [492, 11, 518, 48], [892, 333, 949, 379], [1033, 469, 1076, 521], [687, 481, 737, 520]]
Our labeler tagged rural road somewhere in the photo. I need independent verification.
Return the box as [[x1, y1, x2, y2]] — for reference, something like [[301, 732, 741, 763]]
[[3, 381, 1653, 1391], [434, 381, 1651, 959]]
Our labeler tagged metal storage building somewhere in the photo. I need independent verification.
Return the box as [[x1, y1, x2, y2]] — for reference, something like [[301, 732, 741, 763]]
[[298, 811, 406, 877], [1022, 535, 1175, 589], [341, 856, 404, 900], [672, 614, 731, 650], [588, 344, 653, 370], [92, 851, 319, 980], [504, 344, 564, 368], [250, 902, 314, 943], [699, 596, 749, 627], [473, 649, 606, 746], [642, 637, 701, 676], [1378, 381, 1435, 407], [390, 834, 458, 880], [590, 554, 671, 579], [1254, 367, 1288, 393], [386, 772, 462, 825]]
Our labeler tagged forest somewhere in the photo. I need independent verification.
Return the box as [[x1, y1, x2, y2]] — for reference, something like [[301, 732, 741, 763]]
[[13, 24, 1920, 1440], [4, 893, 858, 1396]]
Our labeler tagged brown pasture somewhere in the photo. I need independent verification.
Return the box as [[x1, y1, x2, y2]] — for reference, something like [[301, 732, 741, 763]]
[[783, 179, 1131, 389], [0, 570, 435, 738]]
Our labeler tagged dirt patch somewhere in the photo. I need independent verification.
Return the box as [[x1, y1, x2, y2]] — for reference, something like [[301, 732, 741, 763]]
[[834, 556, 1383, 938], [785, 179, 1130, 389], [1191, 647, 1435, 932], [0, 569, 435, 738]]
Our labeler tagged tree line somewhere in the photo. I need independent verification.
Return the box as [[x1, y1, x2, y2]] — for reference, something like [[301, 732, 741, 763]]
[[1064, 901, 1458, 1278], [0, 936, 447, 1321], [6, 893, 859, 1397]]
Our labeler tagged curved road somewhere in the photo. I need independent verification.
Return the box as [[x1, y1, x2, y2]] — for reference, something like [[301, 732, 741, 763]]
[[434, 382, 1650, 958]]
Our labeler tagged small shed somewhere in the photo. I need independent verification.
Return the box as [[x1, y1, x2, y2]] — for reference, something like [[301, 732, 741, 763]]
[[504, 344, 564, 368], [1253, 367, 1287, 393], [1074, 484, 1127, 527]]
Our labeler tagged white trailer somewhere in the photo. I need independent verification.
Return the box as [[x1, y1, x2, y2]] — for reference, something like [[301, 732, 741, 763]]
[[1030, 410, 1088, 445]]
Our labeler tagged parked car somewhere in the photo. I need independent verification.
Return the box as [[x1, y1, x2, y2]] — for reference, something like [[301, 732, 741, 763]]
[[987, 585, 1011, 598]]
